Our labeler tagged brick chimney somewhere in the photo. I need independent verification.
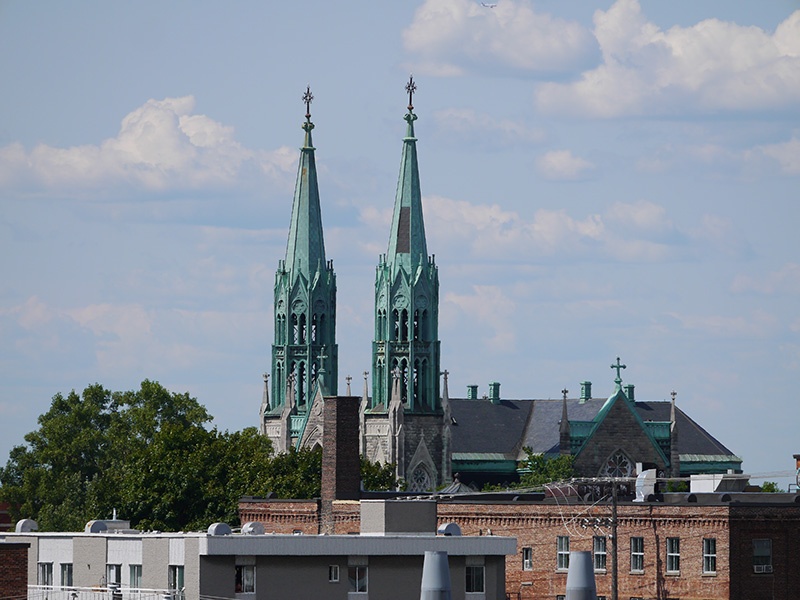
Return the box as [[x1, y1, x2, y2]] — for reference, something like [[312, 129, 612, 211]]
[[320, 396, 360, 533]]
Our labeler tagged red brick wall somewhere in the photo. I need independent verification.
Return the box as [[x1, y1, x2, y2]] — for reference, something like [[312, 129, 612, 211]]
[[0, 543, 29, 600]]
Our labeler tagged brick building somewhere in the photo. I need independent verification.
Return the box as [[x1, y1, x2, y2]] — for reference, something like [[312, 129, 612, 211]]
[[0, 541, 29, 600], [241, 491, 800, 600]]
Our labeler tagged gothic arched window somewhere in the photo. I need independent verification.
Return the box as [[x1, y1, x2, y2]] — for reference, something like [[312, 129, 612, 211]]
[[410, 464, 433, 492], [601, 450, 633, 478]]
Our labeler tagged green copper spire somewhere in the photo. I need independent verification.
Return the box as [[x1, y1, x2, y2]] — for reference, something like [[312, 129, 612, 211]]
[[269, 87, 338, 433], [285, 86, 327, 275], [386, 76, 429, 271], [372, 77, 441, 413]]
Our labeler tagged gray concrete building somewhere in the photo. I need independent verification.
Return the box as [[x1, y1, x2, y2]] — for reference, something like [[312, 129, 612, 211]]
[[3, 500, 515, 600]]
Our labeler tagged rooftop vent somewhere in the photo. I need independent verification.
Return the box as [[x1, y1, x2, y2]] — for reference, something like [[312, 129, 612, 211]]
[[467, 385, 478, 400], [85, 520, 108, 534], [624, 384, 635, 401], [436, 522, 462, 537], [15, 519, 37, 533], [241, 522, 265, 535], [207, 522, 232, 536]]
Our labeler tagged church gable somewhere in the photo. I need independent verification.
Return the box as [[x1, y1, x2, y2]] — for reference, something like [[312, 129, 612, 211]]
[[573, 390, 668, 477]]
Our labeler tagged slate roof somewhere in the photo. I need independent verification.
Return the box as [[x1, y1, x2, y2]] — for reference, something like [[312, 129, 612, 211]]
[[448, 397, 738, 462]]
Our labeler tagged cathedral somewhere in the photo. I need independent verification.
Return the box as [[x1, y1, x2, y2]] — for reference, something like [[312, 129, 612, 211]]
[[259, 81, 740, 491]]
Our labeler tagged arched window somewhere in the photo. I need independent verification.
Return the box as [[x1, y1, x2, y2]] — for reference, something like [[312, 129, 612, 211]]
[[297, 362, 306, 407], [292, 314, 299, 344], [410, 464, 433, 492], [298, 314, 307, 344], [400, 309, 409, 341], [392, 309, 400, 341], [311, 314, 318, 343], [601, 450, 633, 477], [413, 310, 420, 341]]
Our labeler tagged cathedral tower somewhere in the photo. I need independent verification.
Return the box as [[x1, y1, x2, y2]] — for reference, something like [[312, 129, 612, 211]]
[[365, 78, 446, 491], [371, 77, 441, 413], [261, 88, 338, 450]]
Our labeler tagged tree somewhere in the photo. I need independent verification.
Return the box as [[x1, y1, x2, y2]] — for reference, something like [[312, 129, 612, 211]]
[[0, 380, 401, 531], [517, 449, 575, 488], [760, 481, 784, 493]]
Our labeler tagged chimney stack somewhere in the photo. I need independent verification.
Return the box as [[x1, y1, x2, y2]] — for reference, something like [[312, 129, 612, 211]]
[[321, 396, 361, 533], [467, 385, 478, 400], [489, 382, 501, 404], [580, 381, 592, 404]]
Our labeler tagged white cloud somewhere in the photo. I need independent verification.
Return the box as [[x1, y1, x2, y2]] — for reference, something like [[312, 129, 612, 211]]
[[536, 0, 800, 117], [667, 309, 778, 339], [731, 263, 800, 295], [758, 136, 800, 174], [444, 285, 517, 351], [0, 96, 296, 192], [535, 149, 595, 180], [433, 108, 545, 146], [403, 0, 596, 76]]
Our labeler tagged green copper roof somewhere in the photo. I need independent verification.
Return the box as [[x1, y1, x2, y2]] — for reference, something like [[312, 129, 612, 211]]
[[284, 111, 326, 277], [386, 108, 428, 271]]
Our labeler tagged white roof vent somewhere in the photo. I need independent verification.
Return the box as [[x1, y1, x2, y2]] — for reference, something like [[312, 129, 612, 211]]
[[15, 519, 38, 533], [85, 520, 108, 533], [241, 522, 265, 535], [436, 522, 462, 536], [207, 522, 232, 536]]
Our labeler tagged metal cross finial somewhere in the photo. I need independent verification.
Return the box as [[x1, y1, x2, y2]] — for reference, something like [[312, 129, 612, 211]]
[[671, 390, 677, 402], [363, 370, 369, 380], [406, 75, 417, 111], [317, 346, 328, 372], [346, 375, 352, 395], [302, 85, 313, 121], [441, 369, 449, 382], [610, 357, 627, 384], [263, 372, 269, 383], [562, 388, 569, 401]]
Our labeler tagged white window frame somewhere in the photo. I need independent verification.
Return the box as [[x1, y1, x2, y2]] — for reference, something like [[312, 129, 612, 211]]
[[130, 565, 142, 590], [666, 537, 680, 574], [168, 565, 185, 600], [703, 538, 717, 574], [60, 563, 73, 588], [106, 564, 122, 587], [38, 562, 53, 588], [593, 536, 607, 572], [329, 565, 340, 583], [465, 565, 485, 594], [630, 537, 644, 572], [348, 565, 368, 593], [753, 538, 773, 573], [557, 536, 570, 571], [235, 565, 255, 594], [522, 547, 533, 571]]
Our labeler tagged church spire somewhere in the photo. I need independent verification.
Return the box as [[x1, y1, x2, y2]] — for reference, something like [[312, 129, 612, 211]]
[[284, 86, 327, 276], [386, 75, 428, 271], [266, 87, 338, 443], [372, 77, 441, 413]]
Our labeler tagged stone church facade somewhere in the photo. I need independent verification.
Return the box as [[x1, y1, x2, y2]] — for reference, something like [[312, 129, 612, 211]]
[[259, 83, 740, 491]]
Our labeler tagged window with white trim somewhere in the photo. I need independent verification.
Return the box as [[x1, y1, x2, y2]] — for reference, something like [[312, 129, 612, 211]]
[[666, 537, 680, 573], [348, 566, 368, 593], [630, 537, 644, 572], [557, 536, 570, 570], [60, 563, 73, 588], [703, 538, 717, 574], [328, 565, 340, 583], [522, 547, 533, 571], [466, 566, 485, 593], [130, 565, 142, 590], [37, 563, 53, 588], [593, 536, 607, 571], [753, 538, 773, 573], [235, 565, 255, 593]]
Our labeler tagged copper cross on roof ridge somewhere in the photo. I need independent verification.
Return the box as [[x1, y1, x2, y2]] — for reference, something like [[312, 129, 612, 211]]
[[406, 75, 417, 111], [303, 85, 313, 121], [610, 356, 626, 383], [562, 388, 569, 401]]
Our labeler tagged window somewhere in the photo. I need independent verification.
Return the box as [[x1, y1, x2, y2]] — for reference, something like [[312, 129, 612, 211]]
[[594, 536, 607, 571], [60, 563, 73, 588], [168, 565, 185, 600], [466, 566, 485, 593], [106, 564, 122, 586], [348, 566, 368, 593], [666, 538, 680, 573], [557, 536, 570, 570], [38, 563, 53, 588], [130, 565, 142, 590], [235, 565, 255, 593], [522, 547, 533, 571], [630, 537, 644, 572], [328, 565, 340, 583], [703, 538, 717, 574], [753, 538, 773, 573]]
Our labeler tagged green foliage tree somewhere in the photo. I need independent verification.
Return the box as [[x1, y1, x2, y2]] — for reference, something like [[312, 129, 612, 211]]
[[0, 380, 401, 531], [760, 481, 784, 493], [517, 449, 575, 488]]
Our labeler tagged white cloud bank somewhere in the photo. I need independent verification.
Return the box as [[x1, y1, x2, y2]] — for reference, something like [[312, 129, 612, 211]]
[[536, 0, 800, 117], [536, 149, 595, 180], [403, 0, 597, 76], [0, 96, 296, 192]]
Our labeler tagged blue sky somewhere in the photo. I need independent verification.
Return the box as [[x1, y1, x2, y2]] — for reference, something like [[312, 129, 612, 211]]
[[1, 0, 799, 488]]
